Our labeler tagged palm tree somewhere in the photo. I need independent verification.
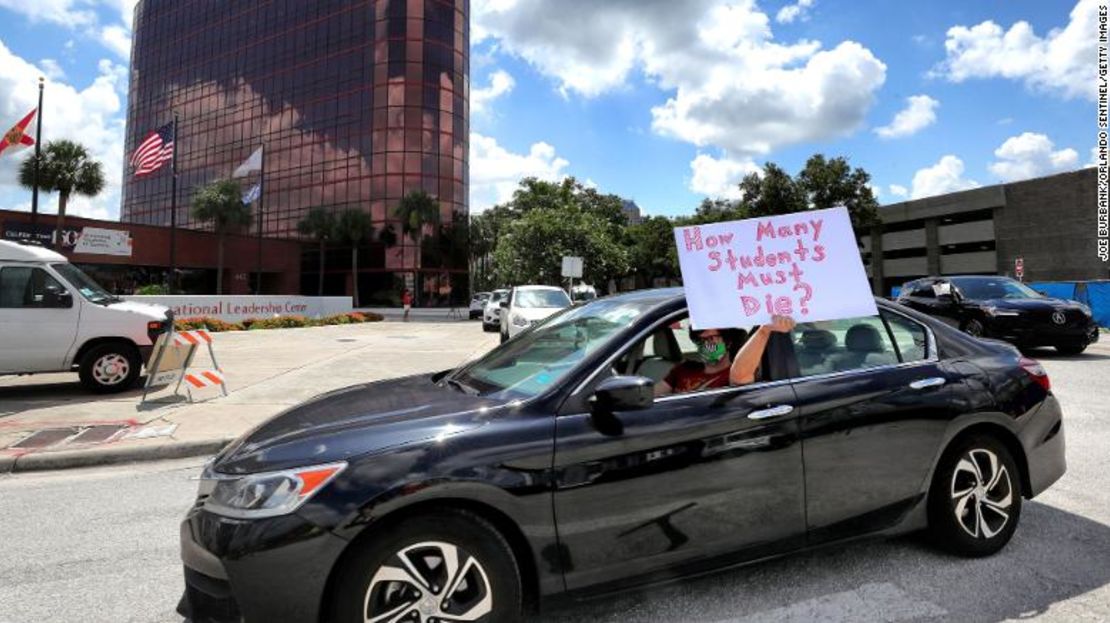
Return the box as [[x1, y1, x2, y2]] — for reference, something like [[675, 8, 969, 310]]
[[394, 190, 441, 245], [394, 190, 441, 306], [18, 140, 106, 249], [297, 207, 337, 296], [192, 179, 252, 295], [334, 209, 375, 307]]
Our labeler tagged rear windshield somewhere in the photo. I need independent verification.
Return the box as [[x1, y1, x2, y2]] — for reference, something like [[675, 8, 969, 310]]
[[950, 277, 1042, 300], [515, 289, 571, 309]]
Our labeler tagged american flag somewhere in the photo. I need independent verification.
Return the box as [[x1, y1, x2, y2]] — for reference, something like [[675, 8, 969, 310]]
[[129, 121, 174, 177]]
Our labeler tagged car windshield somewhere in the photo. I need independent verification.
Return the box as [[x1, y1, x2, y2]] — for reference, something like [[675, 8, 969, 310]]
[[51, 263, 118, 304], [950, 277, 1043, 300], [447, 298, 647, 400], [515, 289, 571, 309]]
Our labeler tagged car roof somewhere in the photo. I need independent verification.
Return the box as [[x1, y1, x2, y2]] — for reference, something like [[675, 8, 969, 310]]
[[514, 285, 567, 291], [0, 240, 66, 263]]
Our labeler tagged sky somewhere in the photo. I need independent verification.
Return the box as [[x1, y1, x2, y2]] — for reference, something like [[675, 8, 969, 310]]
[[0, 0, 1098, 221]]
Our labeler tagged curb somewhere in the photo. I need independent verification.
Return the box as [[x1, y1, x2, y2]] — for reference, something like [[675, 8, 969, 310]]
[[0, 438, 233, 474]]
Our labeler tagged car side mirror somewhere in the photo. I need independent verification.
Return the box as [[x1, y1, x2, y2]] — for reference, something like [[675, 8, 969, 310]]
[[591, 375, 653, 412], [936, 293, 956, 305], [44, 289, 73, 308]]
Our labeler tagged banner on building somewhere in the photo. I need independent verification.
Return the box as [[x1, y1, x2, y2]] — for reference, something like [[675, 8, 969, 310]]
[[74, 227, 133, 257], [673, 206, 877, 329]]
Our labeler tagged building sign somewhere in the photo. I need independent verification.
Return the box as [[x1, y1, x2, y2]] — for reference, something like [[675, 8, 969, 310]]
[[673, 206, 877, 329], [124, 295, 354, 322], [74, 227, 133, 257], [2, 221, 78, 248]]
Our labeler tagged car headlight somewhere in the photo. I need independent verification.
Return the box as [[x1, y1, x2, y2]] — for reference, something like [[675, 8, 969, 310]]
[[1075, 303, 1093, 316], [984, 306, 1020, 317], [512, 314, 530, 327], [201, 461, 346, 519]]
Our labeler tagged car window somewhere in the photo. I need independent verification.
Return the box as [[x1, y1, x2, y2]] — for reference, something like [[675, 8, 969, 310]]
[[911, 283, 935, 299], [792, 315, 900, 376], [0, 267, 67, 309], [950, 277, 1042, 300], [449, 298, 647, 400], [514, 289, 571, 309], [883, 311, 929, 362]]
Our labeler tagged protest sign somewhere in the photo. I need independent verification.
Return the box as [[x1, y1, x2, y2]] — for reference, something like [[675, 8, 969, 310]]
[[673, 206, 877, 329]]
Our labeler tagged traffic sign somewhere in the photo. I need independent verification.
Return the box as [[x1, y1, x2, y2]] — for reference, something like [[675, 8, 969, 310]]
[[562, 256, 583, 278], [1015, 257, 1024, 281]]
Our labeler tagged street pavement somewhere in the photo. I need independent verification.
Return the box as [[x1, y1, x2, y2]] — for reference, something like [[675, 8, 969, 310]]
[[0, 334, 1107, 621]]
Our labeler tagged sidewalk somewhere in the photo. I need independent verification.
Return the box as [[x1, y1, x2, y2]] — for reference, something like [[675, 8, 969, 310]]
[[0, 320, 497, 473]]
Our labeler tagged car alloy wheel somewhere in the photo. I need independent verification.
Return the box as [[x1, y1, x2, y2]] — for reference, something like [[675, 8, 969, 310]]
[[964, 319, 984, 338], [364, 541, 493, 623], [950, 448, 1013, 539], [92, 353, 131, 387]]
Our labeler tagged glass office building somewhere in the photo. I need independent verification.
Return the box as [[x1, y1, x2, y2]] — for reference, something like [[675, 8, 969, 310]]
[[122, 0, 470, 304]]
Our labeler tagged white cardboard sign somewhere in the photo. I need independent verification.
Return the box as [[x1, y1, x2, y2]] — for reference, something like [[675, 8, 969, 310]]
[[673, 207, 877, 329]]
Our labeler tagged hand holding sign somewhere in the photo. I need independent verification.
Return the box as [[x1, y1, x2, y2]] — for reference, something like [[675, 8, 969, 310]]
[[674, 206, 877, 329]]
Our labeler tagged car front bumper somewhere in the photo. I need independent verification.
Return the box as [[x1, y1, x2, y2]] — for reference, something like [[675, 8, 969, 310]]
[[177, 506, 349, 623], [985, 319, 1100, 347]]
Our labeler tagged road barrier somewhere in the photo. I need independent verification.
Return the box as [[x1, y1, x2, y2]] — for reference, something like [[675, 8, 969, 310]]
[[141, 328, 228, 404]]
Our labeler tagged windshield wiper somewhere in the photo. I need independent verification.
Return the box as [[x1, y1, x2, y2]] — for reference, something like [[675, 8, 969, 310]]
[[445, 378, 479, 396]]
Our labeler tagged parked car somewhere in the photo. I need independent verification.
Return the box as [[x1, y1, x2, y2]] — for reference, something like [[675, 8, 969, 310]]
[[178, 289, 1065, 623], [897, 275, 1099, 354], [481, 288, 509, 332], [0, 240, 171, 392], [468, 292, 491, 319], [499, 285, 572, 342]]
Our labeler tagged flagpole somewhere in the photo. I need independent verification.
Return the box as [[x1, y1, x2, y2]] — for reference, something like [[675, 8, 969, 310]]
[[255, 146, 265, 294], [30, 77, 43, 229], [170, 112, 179, 293]]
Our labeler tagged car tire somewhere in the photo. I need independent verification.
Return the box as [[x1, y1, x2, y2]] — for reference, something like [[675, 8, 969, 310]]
[[500, 329, 508, 344], [331, 509, 523, 623], [78, 342, 142, 394], [1055, 343, 1087, 355], [927, 434, 1022, 557], [963, 319, 986, 338], [482, 321, 495, 333]]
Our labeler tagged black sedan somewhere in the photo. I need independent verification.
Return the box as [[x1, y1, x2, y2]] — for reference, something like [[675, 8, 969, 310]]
[[897, 275, 1099, 354], [178, 289, 1066, 623]]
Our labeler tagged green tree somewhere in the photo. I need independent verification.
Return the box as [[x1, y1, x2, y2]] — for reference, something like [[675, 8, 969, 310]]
[[297, 207, 337, 297], [492, 207, 628, 287], [394, 189, 442, 245], [334, 209, 375, 307], [626, 215, 681, 287], [18, 140, 106, 250], [191, 179, 252, 294]]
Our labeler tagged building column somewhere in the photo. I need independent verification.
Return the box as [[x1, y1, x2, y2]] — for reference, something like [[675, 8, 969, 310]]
[[870, 224, 884, 294], [925, 218, 941, 275]]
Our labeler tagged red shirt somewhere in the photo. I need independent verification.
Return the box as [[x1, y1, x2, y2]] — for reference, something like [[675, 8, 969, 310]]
[[664, 361, 730, 393], [402, 292, 413, 305]]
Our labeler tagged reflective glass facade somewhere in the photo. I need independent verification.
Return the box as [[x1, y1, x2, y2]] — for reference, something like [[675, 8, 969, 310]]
[[122, 0, 469, 304]]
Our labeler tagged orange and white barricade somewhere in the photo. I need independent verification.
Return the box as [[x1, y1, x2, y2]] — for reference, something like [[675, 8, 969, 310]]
[[142, 328, 228, 404]]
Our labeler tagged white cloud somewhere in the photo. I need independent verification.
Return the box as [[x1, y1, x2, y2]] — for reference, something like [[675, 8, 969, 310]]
[[867, 183, 881, 199], [988, 132, 1079, 181], [936, 0, 1095, 100], [99, 24, 131, 59], [874, 95, 938, 139], [469, 133, 570, 212], [1090, 146, 1101, 167], [39, 59, 65, 80], [471, 70, 515, 115], [0, 42, 127, 220], [474, 0, 886, 158], [776, 0, 815, 24], [911, 155, 980, 199], [888, 184, 908, 198], [688, 153, 758, 199], [0, 0, 97, 28]]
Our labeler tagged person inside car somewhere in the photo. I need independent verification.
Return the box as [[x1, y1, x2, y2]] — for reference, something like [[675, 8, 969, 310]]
[[655, 315, 796, 396]]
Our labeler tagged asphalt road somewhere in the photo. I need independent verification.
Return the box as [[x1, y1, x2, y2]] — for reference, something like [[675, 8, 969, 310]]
[[1, 346, 1108, 623]]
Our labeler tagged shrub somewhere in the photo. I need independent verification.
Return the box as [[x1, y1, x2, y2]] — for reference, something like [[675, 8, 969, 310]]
[[136, 284, 169, 295], [245, 315, 310, 330], [174, 316, 243, 332]]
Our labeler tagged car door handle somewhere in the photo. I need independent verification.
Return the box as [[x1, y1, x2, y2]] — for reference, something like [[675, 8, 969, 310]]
[[909, 377, 946, 390], [748, 405, 794, 420]]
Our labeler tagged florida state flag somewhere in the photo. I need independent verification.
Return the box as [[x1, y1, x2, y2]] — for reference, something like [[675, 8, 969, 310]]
[[0, 108, 37, 156]]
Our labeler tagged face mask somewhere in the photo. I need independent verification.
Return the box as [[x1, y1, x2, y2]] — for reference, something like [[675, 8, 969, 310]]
[[698, 341, 726, 364]]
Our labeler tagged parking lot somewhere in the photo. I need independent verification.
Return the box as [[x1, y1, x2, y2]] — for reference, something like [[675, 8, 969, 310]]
[[0, 323, 1107, 621]]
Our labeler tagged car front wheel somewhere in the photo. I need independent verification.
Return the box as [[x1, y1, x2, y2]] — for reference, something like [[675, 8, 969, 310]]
[[963, 319, 986, 338], [1055, 343, 1087, 355], [928, 435, 1022, 557], [78, 342, 141, 393], [331, 510, 522, 623]]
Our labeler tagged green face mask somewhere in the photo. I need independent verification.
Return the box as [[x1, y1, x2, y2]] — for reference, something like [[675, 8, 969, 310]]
[[698, 341, 726, 364]]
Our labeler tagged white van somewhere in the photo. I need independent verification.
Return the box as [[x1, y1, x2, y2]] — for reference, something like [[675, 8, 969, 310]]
[[0, 240, 171, 393]]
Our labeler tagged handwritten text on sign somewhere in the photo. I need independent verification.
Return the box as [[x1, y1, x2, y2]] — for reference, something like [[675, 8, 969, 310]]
[[674, 206, 877, 329]]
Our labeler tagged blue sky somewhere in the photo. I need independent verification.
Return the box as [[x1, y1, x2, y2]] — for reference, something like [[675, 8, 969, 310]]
[[0, 0, 1097, 220]]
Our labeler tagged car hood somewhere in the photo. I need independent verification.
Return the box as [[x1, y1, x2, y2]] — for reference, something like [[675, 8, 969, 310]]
[[105, 299, 169, 320], [213, 374, 507, 474], [515, 307, 564, 321], [972, 297, 1080, 312]]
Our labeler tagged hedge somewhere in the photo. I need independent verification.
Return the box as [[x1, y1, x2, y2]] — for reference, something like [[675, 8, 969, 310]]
[[174, 311, 383, 333]]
